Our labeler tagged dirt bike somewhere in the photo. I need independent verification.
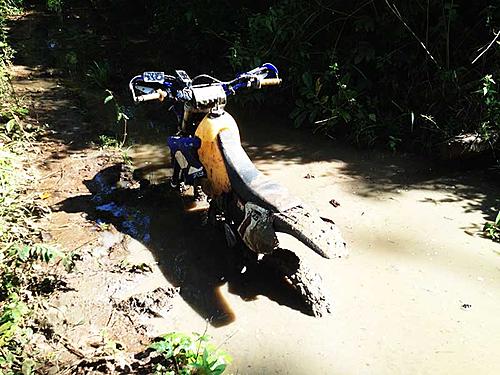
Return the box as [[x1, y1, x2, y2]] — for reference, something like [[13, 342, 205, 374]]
[[129, 64, 347, 316]]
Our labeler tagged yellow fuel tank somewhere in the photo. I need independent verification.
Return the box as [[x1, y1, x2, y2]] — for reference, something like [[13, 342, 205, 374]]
[[195, 112, 240, 196]]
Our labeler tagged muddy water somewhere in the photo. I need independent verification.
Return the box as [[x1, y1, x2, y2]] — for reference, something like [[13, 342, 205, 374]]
[[124, 109, 500, 374]]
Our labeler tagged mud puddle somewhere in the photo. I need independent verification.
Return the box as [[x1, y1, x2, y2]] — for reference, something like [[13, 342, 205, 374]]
[[119, 111, 500, 375], [60, 161, 317, 320]]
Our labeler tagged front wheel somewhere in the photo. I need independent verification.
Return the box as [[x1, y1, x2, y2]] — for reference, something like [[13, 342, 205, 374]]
[[263, 248, 332, 317]]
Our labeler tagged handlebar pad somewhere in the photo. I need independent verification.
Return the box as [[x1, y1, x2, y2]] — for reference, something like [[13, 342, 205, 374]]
[[260, 78, 282, 86]]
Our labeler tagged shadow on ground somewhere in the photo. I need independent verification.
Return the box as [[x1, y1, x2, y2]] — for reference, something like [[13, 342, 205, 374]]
[[55, 164, 313, 327]]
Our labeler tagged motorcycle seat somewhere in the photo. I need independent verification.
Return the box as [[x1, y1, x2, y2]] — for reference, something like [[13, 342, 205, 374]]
[[218, 129, 301, 212]]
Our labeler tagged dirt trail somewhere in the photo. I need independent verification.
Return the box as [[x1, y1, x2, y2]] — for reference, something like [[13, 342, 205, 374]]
[[9, 8, 500, 375]]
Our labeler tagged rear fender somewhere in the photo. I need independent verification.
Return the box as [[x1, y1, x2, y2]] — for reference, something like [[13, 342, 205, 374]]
[[273, 205, 347, 259]]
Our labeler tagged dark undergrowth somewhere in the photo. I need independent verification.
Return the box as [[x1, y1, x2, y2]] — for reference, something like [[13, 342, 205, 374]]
[[9, 1, 499, 157], [70, 0, 500, 156]]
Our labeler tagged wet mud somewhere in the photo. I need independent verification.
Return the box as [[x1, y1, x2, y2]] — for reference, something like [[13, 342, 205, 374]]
[[58, 162, 321, 324]]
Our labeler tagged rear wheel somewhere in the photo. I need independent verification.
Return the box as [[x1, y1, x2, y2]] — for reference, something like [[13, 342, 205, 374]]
[[263, 248, 332, 317]]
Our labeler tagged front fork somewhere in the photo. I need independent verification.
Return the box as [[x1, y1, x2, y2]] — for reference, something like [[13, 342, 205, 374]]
[[170, 158, 181, 188], [171, 160, 206, 203]]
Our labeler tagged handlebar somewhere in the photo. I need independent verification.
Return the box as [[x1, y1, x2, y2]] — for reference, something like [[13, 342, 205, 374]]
[[129, 63, 281, 104]]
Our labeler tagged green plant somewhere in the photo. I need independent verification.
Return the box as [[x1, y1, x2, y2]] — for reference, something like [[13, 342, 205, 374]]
[[104, 90, 129, 147], [0, 3, 75, 372], [0, 241, 73, 372], [289, 63, 377, 146], [9, 243, 64, 263], [484, 211, 500, 242], [0, 292, 34, 373], [0, 293, 29, 346], [220, 0, 500, 151], [97, 136, 134, 167], [86, 61, 111, 89], [479, 74, 499, 145], [0, 0, 23, 100], [0, 151, 46, 247], [150, 332, 232, 375], [47, 0, 62, 13], [64, 51, 78, 74], [98, 134, 121, 149], [0, 31, 69, 369], [121, 149, 133, 165], [0, 242, 71, 373]]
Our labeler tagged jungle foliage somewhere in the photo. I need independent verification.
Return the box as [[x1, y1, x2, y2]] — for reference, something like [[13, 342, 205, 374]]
[[35, 0, 500, 154], [124, 0, 499, 153]]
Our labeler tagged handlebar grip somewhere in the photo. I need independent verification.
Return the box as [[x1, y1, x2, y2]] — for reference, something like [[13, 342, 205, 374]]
[[260, 78, 282, 86], [136, 92, 161, 102], [135, 89, 168, 102]]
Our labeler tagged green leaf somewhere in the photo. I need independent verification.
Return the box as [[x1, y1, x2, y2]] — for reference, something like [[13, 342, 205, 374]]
[[339, 110, 351, 122], [265, 17, 273, 32], [104, 95, 114, 104], [150, 340, 168, 352], [289, 107, 302, 119], [0, 321, 14, 334], [22, 359, 34, 375], [309, 108, 318, 122], [5, 119, 16, 133], [294, 111, 307, 128], [212, 364, 227, 374], [15, 107, 29, 116], [16, 245, 30, 262], [315, 78, 322, 95], [302, 72, 313, 89]]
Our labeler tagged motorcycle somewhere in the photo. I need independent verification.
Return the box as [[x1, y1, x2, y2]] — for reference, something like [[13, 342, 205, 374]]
[[129, 64, 347, 317]]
